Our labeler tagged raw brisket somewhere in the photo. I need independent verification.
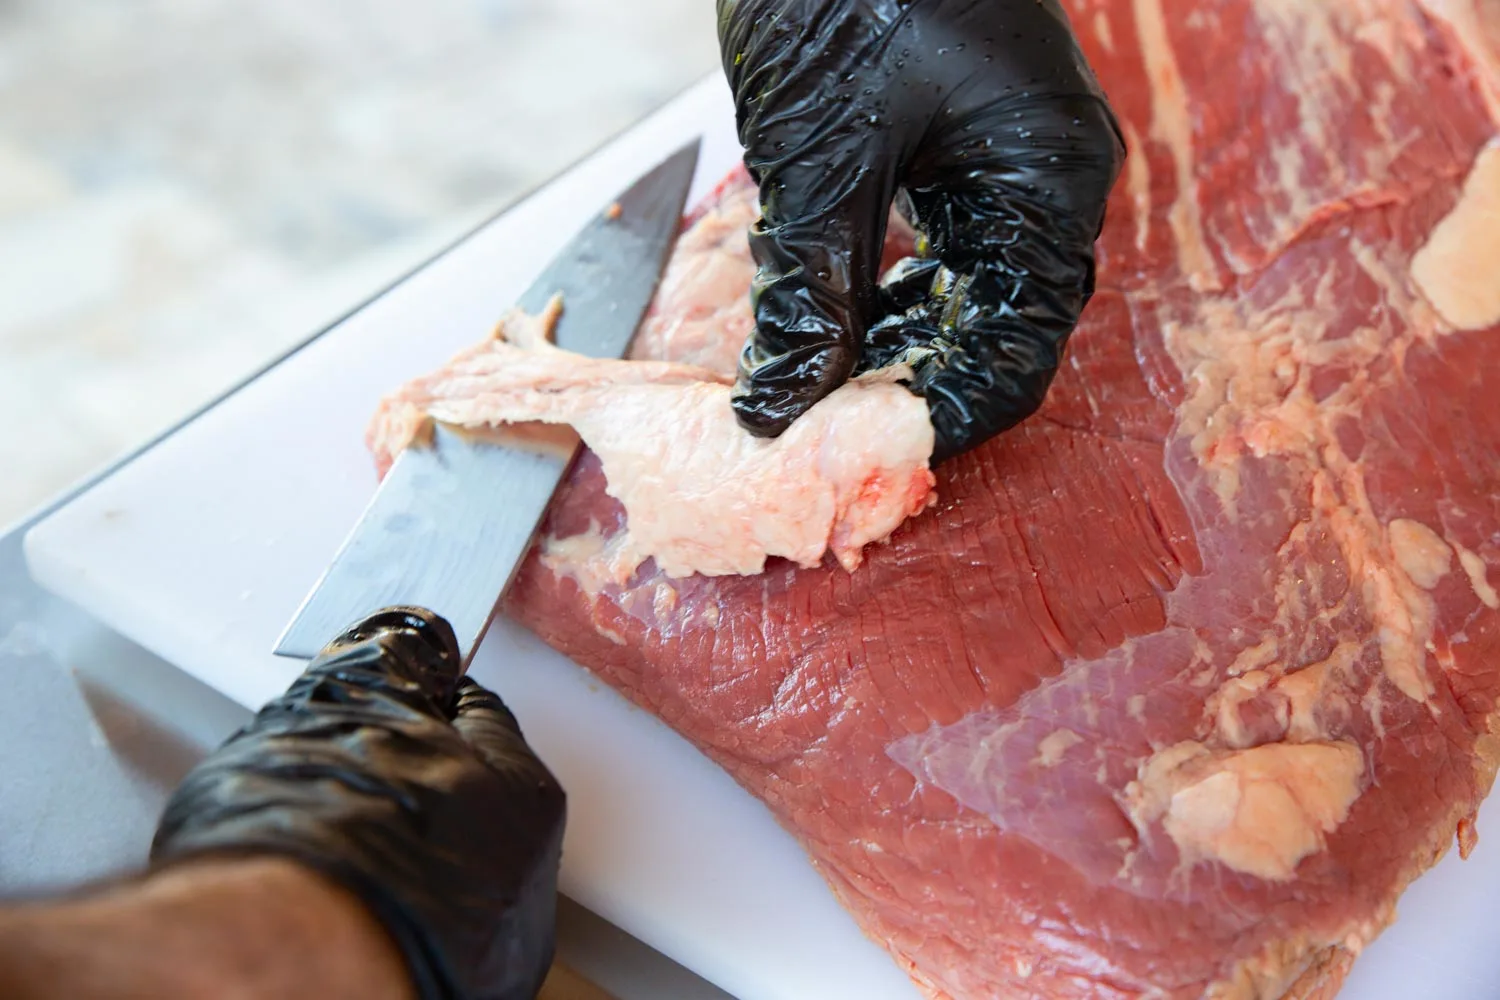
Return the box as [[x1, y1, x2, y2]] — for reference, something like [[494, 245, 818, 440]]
[[386, 1, 1500, 995]]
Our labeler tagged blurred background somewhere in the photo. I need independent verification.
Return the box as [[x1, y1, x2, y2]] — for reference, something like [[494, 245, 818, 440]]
[[0, 0, 719, 526]]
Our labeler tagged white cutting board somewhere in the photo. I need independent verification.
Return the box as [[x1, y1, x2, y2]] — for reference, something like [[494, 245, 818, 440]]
[[23, 73, 1500, 1000]]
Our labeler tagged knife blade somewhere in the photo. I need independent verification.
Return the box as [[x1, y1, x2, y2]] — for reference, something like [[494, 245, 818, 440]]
[[274, 139, 701, 663]]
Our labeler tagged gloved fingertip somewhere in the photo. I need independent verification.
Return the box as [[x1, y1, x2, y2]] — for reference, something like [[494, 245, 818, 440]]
[[307, 607, 464, 711], [731, 336, 857, 438], [730, 389, 799, 438], [323, 607, 460, 665]]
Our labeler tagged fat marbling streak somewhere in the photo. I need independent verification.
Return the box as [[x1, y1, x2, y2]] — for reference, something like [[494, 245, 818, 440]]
[[275, 140, 702, 664]]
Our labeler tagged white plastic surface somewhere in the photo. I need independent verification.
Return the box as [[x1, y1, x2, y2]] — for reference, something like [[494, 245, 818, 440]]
[[23, 74, 1500, 1000]]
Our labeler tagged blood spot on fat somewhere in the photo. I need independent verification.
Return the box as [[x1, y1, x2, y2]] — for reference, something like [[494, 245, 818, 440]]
[[1411, 142, 1500, 331]]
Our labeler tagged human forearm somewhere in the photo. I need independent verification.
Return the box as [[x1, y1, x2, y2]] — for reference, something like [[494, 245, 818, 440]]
[[0, 858, 414, 1000]]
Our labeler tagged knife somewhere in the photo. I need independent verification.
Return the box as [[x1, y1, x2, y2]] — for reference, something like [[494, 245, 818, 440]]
[[274, 139, 701, 663]]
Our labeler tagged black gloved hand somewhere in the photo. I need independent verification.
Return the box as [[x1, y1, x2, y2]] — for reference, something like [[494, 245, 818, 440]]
[[719, 0, 1125, 462], [151, 608, 566, 1000]]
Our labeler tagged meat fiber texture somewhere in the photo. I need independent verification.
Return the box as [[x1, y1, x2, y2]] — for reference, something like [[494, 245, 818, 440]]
[[371, 0, 1500, 995]]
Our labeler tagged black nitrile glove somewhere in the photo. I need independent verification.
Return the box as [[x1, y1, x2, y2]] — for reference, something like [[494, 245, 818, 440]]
[[150, 608, 566, 1000], [719, 0, 1125, 462]]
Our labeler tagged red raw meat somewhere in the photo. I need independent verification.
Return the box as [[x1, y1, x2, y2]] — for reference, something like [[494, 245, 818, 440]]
[[489, 2, 1500, 996]]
